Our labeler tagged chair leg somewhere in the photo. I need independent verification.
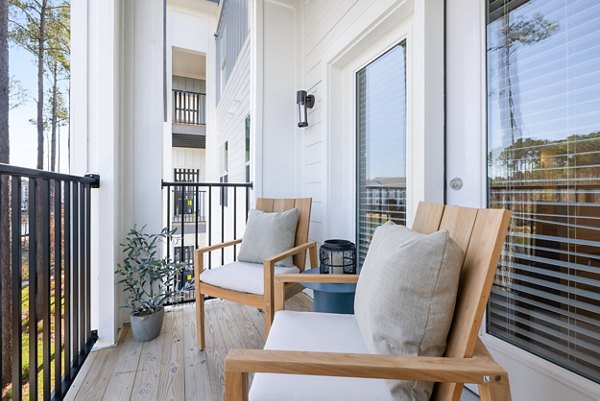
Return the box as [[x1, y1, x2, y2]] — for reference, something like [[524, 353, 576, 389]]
[[196, 287, 206, 350], [264, 301, 273, 336]]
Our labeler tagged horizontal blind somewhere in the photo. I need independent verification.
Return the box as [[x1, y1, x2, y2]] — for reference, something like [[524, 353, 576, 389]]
[[356, 43, 407, 267], [486, 0, 600, 383]]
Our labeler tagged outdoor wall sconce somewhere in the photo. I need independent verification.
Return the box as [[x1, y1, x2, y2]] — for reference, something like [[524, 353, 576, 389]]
[[296, 90, 315, 128]]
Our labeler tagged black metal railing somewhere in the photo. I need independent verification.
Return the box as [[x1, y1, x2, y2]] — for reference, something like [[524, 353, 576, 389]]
[[0, 163, 99, 401], [173, 89, 206, 125], [161, 180, 252, 304]]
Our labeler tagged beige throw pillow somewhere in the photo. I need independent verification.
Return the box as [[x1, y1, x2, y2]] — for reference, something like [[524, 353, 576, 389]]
[[354, 222, 464, 401], [237, 208, 299, 267]]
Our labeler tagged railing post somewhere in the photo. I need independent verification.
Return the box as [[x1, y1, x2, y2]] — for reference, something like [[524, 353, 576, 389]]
[[11, 176, 22, 401], [54, 179, 62, 397], [28, 178, 38, 400]]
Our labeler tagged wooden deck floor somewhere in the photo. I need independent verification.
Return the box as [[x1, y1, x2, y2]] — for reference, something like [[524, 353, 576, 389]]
[[65, 294, 479, 401], [64, 294, 312, 401]]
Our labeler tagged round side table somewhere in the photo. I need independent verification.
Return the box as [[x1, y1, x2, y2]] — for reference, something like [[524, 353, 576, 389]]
[[301, 268, 357, 314]]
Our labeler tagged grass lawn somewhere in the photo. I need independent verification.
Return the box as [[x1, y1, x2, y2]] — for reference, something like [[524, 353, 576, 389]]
[[2, 281, 65, 400]]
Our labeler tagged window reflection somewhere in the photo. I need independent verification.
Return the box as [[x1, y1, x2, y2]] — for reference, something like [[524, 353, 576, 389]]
[[487, 0, 600, 382], [356, 43, 407, 267]]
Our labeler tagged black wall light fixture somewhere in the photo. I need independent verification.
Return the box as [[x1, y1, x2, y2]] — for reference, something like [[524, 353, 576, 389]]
[[296, 90, 315, 128]]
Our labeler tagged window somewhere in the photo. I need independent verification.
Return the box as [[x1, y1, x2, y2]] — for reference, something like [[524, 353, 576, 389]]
[[220, 141, 229, 206], [486, 0, 600, 383], [245, 115, 251, 182], [356, 43, 407, 267]]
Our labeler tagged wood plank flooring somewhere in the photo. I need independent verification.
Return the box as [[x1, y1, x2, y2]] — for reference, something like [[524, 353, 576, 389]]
[[64, 294, 479, 401], [64, 294, 312, 401]]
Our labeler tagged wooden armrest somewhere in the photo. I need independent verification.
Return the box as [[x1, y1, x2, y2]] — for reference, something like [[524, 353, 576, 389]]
[[195, 239, 242, 255], [264, 241, 317, 266], [225, 347, 507, 384], [275, 274, 359, 284]]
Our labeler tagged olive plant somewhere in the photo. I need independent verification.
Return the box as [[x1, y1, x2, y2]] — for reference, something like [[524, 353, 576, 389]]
[[116, 226, 185, 315]]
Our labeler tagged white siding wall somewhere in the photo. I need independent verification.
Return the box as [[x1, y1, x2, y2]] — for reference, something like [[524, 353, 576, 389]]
[[172, 148, 206, 180], [208, 40, 250, 183], [166, 6, 217, 182], [297, 0, 444, 244], [255, 0, 300, 198], [206, 37, 251, 266]]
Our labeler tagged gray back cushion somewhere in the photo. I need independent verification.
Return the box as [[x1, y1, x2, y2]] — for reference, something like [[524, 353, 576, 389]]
[[237, 208, 299, 267], [354, 222, 465, 400]]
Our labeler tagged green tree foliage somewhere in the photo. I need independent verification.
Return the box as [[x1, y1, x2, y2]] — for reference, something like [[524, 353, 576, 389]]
[[491, 131, 600, 182], [9, 75, 27, 109]]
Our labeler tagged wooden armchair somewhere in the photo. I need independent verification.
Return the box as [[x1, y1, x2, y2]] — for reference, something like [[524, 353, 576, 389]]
[[194, 198, 315, 350], [224, 202, 512, 401]]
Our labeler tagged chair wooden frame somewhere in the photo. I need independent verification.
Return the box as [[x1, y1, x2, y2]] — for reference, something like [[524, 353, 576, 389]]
[[224, 202, 512, 401], [194, 198, 315, 350]]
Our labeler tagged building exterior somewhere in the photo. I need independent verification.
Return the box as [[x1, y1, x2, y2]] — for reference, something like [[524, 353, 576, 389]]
[[68, 0, 599, 400]]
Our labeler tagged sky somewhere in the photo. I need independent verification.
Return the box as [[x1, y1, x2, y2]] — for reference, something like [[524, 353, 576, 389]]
[[9, 42, 70, 172]]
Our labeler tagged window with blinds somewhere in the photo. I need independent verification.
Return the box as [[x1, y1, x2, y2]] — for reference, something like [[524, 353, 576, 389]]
[[356, 43, 407, 267], [486, 0, 600, 382]]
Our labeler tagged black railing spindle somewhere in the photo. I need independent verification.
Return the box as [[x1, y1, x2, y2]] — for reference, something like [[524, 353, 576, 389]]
[[54, 180, 62, 397], [42, 179, 51, 401], [71, 182, 79, 370], [85, 184, 92, 347], [28, 178, 38, 401], [208, 186, 212, 270], [11, 176, 22, 401]]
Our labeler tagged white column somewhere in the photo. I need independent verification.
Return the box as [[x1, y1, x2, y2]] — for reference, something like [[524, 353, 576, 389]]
[[71, 0, 121, 347], [410, 0, 445, 222], [71, 0, 166, 347]]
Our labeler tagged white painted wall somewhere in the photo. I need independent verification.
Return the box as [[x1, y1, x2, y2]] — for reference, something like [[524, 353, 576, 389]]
[[165, 3, 217, 183], [172, 148, 206, 180], [209, 39, 250, 184], [254, 0, 300, 198], [445, 0, 600, 399], [296, 0, 444, 244]]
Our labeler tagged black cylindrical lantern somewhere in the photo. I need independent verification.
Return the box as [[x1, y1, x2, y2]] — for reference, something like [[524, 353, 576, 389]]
[[296, 90, 315, 128], [319, 240, 356, 274]]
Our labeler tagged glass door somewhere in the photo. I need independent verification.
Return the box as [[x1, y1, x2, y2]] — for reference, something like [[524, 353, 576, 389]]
[[356, 43, 407, 267]]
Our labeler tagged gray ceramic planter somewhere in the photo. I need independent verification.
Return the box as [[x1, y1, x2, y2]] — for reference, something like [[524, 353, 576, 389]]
[[130, 307, 164, 342]]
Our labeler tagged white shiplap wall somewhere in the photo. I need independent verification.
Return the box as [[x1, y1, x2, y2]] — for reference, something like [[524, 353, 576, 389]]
[[205, 37, 251, 267], [299, 0, 430, 244], [207, 39, 250, 184], [172, 148, 206, 180]]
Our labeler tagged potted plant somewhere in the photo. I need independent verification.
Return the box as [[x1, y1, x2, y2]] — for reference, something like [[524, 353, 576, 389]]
[[117, 226, 184, 342]]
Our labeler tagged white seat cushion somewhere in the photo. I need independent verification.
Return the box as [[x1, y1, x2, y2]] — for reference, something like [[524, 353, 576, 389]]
[[249, 311, 393, 401], [199, 261, 299, 295]]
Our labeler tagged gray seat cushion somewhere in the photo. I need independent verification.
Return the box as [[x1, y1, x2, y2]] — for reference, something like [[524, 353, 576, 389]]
[[354, 222, 465, 400], [200, 261, 299, 295], [237, 208, 299, 267]]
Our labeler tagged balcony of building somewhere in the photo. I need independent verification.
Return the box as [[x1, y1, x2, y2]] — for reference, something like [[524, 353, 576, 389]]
[[1, 0, 599, 400]]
